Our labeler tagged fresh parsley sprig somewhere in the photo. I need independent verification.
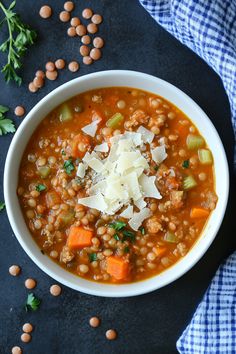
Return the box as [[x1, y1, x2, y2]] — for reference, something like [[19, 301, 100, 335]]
[[24, 293, 41, 312], [0, 104, 15, 135], [0, 0, 37, 85], [0, 201, 5, 211]]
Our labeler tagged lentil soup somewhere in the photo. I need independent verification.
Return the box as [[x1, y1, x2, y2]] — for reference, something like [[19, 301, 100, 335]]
[[18, 87, 217, 283]]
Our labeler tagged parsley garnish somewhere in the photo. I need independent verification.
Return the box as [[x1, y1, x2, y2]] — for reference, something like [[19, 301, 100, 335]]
[[0, 201, 5, 211], [89, 253, 97, 262], [35, 184, 46, 192], [0, 105, 15, 135], [0, 1, 37, 85], [63, 158, 75, 175], [61, 149, 66, 156], [154, 166, 159, 171], [24, 293, 41, 312], [109, 221, 126, 231], [124, 246, 130, 253], [182, 160, 190, 169], [113, 233, 120, 241], [122, 230, 135, 243], [139, 227, 145, 235]]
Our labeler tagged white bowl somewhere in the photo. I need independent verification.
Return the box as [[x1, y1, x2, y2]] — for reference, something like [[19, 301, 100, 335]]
[[4, 70, 229, 297]]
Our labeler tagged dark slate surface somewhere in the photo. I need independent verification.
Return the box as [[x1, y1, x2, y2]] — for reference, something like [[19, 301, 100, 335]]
[[0, 1, 235, 353]]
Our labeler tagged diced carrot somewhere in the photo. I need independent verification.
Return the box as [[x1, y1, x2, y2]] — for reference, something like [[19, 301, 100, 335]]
[[190, 207, 210, 219], [106, 256, 130, 280], [153, 247, 167, 258], [46, 191, 61, 208], [71, 133, 91, 158], [67, 226, 93, 249]]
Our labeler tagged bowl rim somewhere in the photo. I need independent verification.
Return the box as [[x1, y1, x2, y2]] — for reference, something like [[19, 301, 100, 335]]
[[4, 70, 229, 297]]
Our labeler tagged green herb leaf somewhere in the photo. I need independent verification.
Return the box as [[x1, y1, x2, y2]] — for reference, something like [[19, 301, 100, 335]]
[[24, 293, 41, 312], [0, 104, 15, 135], [124, 246, 130, 253], [122, 230, 135, 243], [113, 233, 120, 241], [89, 253, 97, 262], [61, 149, 66, 156], [0, 201, 5, 211], [63, 159, 75, 175], [154, 165, 159, 171], [109, 221, 126, 231], [139, 227, 145, 235], [0, 1, 37, 85], [35, 184, 46, 192], [182, 160, 190, 169]]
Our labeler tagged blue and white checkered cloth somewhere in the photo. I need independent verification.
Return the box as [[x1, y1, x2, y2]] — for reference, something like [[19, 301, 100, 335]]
[[139, 1, 236, 353]]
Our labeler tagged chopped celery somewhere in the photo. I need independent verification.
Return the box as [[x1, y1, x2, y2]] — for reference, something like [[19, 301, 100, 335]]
[[198, 149, 213, 165], [186, 134, 204, 150], [106, 112, 124, 128], [183, 175, 197, 190], [56, 210, 75, 229], [38, 166, 51, 178], [164, 231, 177, 243], [59, 104, 73, 122]]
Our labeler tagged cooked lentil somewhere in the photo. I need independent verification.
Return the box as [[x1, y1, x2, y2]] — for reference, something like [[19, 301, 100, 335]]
[[18, 87, 217, 284]]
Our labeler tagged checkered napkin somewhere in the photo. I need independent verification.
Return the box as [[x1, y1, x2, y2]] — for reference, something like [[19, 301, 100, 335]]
[[139, 1, 236, 353]]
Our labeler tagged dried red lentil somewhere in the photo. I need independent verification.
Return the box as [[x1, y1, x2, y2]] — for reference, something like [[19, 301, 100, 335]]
[[64, 1, 74, 12], [59, 10, 70, 22], [71, 17, 80, 27], [87, 23, 98, 34], [106, 329, 117, 340], [14, 106, 25, 117], [89, 317, 100, 328], [11, 346, 22, 354], [67, 26, 77, 37], [24, 278, 36, 289], [45, 61, 55, 72], [46, 70, 58, 80], [68, 61, 79, 72], [22, 323, 33, 333], [39, 5, 52, 19], [21, 333, 31, 343], [83, 56, 93, 65], [81, 35, 91, 45], [76, 24, 87, 36], [50, 284, 62, 296], [91, 14, 103, 25], [80, 45, 90, 57], [82, 8, 93, 19], [55, 59, 66, 70], [9, 265, 21, 276], [93, 37, 104, 49], [28, 82, 38, 93]]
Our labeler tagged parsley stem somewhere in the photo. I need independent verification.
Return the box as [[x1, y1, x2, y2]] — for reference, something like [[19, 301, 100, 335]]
[[0, 2, 13, 68]]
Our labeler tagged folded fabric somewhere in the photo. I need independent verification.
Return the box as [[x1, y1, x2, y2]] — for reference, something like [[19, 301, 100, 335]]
[[139, 0, 236, 166], [139, 0, 236, 353]]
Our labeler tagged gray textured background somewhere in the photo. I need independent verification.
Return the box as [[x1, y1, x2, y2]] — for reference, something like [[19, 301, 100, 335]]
[[0, 1, 235, 353]]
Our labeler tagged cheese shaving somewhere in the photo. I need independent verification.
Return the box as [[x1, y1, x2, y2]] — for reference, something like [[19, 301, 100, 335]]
[[137, 126, 154, 144], [94, 142, 109, 153], [81, 119, 100, 137], [151, 145, 167, 164], [76, 162, 87, 178], [120, 205, 134, 218], [128, 208, 152, 231]]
